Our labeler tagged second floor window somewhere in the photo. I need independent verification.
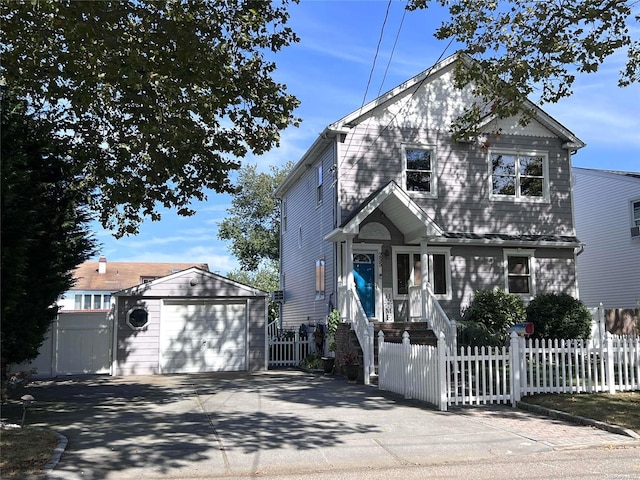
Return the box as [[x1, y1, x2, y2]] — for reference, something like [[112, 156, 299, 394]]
[[403, 146, 436, 196], [316, 164, 323, 206], [74, 293, 111, 310], [490, 150, 548, 201], [632, 199, 640, 227]]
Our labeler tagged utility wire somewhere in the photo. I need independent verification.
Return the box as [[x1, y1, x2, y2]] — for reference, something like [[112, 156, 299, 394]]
[[377, 1, 408, 97]]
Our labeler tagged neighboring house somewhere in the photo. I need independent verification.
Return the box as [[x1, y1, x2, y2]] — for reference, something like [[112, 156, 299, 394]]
[[275, 53, 585, 347], [573, 168, 640, 309], [13, 257, 268, 377], [58, 256, 209, 313]]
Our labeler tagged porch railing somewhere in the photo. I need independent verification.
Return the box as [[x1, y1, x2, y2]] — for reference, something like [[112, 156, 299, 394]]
[[424, 287, 457, 351], [339, 284, 375, 385]]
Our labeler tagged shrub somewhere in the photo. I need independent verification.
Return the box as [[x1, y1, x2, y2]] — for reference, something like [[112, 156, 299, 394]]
[[526, 293, 592, 339], [459, 289, 526, 347]]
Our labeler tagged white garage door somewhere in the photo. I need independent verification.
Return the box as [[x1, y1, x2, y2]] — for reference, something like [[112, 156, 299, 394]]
[[56, 313, 112, 375], [160, 300, 247, 374]]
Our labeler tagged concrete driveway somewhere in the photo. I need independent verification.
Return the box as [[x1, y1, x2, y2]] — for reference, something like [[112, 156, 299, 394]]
[[2, 370, 636, 479]]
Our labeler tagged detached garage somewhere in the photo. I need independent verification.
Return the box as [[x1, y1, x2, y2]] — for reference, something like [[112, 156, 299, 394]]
[[113, 267, 268, 376]]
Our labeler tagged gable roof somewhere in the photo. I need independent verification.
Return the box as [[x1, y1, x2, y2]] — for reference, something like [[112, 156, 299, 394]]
[[325, 181, 444, 244], [331, 51, 584, 148], [71, 258, 209, 292], [113, 266, 267, 297]]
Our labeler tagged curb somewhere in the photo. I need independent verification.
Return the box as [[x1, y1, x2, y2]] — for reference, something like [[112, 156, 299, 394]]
[[43, 429, 68, 477], [518, 401, 640, 440]]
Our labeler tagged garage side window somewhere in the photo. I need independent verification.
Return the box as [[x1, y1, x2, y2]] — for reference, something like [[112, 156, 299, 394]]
[[127, 306, 149, 330]]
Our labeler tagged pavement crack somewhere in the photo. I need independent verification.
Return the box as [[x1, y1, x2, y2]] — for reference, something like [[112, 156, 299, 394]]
[[191, 384, 231, 475], [373, 438, 414, 466]]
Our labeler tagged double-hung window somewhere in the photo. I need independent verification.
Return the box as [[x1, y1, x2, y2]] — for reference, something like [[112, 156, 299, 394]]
[[490, 150, 549, 201], [402, 145, 437, 197], [632, 199, 640, 227], [504, 249, 536, 298], [393, 247, 451, 299], [315, 258, 325, 300]]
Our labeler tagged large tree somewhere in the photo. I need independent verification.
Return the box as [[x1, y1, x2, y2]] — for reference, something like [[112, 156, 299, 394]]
[[408, 0, 639, 140], [218, 161, 294, 271], [0, 0, 300, 237], [1, 90, 98, 377]]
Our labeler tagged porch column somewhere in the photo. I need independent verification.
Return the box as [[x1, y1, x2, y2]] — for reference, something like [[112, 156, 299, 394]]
[[344, 235, 355, 322], [420, 239, 429, 324]]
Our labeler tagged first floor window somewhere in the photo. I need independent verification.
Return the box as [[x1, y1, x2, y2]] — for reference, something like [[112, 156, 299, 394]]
[[504, 249, 536, 296], [394, 248, 451, 298], [315, 258, 325, 299]]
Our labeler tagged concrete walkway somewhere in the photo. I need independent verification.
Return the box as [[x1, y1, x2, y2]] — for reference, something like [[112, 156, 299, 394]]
[[2, 370, 637, 479]]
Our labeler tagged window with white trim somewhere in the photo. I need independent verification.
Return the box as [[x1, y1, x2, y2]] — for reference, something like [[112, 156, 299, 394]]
[[316, 164, 323, 206], [74, 293, 111, 310], [392, 247, 451, 298], [632, 199, 640, 227], [490, 150, 548, 201], [504, 249, 536, 297], [282, 198, 287, 233], [402, 145, 436, 196], [315, 258, 325, 300]]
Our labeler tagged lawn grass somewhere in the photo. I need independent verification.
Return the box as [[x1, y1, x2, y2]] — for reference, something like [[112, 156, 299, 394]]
[[0, 427, 59, 477], [522, 391, 640, 434]]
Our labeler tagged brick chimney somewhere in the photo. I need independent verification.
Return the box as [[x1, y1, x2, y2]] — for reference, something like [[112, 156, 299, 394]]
[[98, 256, 107, 274]]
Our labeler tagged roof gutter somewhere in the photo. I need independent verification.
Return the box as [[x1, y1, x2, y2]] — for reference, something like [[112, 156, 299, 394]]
[[275, 126, 348, 198]]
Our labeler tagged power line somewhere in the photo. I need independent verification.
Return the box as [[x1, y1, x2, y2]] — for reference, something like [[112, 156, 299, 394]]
[[377, 1, 408, 97]]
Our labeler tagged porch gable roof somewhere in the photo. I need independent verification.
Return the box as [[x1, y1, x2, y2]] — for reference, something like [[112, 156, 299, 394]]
[[325, 181, 443, 244]]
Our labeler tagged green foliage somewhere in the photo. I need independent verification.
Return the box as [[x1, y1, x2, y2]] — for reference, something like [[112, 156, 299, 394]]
[[1, 90, 97, 376], [301, 353, 323, 370], [459, 289, 525, 347], [227, 260, 280, 321], [218, 162, 294, 271], [326, 309, 340, 352], [407, 0, 639, 141], [526, 293, 592, 340], [0, 1, 301, 237]]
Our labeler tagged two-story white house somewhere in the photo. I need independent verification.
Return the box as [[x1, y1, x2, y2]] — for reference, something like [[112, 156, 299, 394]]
[[573, 168, 640, 310], [275, 53, 585, 380]]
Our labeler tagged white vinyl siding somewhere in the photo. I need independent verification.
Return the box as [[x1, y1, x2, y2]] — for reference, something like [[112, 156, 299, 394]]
[[279, 143, 336, 329], [574, 168, 640, 308]]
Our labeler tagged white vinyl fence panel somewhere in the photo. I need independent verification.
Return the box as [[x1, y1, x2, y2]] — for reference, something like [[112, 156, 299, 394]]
[[378, 329, 640, 411]]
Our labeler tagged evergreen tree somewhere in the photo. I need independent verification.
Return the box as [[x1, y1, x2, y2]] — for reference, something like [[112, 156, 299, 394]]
[[1, 91, 98, 378]]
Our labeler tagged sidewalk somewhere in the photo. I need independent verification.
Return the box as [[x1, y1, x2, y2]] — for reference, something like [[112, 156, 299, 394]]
[[2, 370, 636, 479]]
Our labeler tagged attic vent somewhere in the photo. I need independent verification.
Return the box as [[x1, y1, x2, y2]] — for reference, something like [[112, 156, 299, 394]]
[[631, 226, 640, 239], [271, 290, 284, 302]]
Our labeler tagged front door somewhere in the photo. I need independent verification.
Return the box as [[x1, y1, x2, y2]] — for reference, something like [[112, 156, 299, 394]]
[[353, 253, 375, 318]]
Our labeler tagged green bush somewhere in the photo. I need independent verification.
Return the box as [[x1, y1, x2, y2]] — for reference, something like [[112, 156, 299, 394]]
[[526, 293, 592, 339], [459, 289, 526, 347], [301, 353, 323, 370]]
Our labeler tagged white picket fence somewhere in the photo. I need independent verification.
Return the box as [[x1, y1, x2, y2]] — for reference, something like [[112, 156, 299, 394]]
[[268, 330, 314, 368], [378, 330, 640, 412]]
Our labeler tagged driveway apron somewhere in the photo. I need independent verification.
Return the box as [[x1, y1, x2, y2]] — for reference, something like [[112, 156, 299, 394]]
[[2, 370, 635, 479]]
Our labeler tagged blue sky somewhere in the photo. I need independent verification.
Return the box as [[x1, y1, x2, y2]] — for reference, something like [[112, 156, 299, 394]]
[[94, 0, 640, 275]]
